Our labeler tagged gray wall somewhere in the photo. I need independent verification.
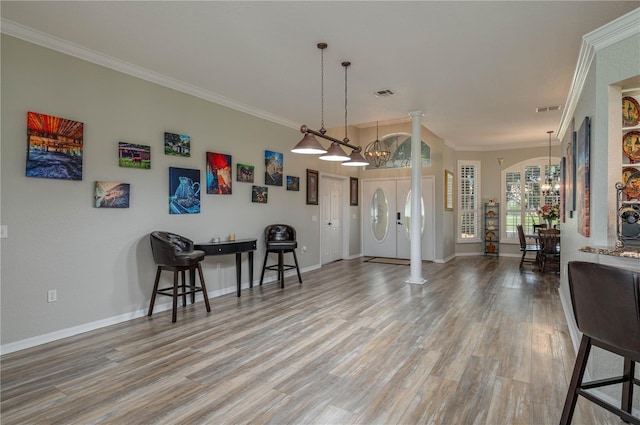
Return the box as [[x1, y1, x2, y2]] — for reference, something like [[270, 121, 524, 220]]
[[1, 35, 361, 349]]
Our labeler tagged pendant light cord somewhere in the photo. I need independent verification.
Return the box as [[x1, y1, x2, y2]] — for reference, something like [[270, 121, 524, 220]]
[[320, 46, 325, 134], [343, 62, 349, 143]]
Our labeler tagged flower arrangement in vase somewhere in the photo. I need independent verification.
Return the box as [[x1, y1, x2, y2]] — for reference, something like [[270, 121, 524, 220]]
[[537, 203, 560, 227]]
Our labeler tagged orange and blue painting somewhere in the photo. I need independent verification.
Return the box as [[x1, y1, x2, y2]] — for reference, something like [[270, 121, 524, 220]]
[[206, 152, 232, 194], [26, 111, 84, 180]]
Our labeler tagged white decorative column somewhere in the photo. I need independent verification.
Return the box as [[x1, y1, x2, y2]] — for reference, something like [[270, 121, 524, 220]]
[[407, 110, 426, 284]]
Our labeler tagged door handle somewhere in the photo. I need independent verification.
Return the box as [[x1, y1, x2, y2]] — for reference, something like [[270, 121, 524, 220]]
[[397, 212, 401, 220], [328, 222, 332, 226]]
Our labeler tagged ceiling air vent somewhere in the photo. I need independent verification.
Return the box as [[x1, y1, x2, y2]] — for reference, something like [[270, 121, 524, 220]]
[[536, 105, 562, 112], [372, 88, 395, 98]]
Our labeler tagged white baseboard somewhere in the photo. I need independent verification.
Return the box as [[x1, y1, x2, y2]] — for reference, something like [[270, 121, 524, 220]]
[[1, 264, 321, 355]]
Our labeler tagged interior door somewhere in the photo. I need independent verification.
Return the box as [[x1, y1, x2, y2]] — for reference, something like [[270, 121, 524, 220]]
[[320, 176, 344, 265]]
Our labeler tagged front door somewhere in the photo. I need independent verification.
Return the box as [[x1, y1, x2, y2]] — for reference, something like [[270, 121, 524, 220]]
[[362, 178, 434, 260]]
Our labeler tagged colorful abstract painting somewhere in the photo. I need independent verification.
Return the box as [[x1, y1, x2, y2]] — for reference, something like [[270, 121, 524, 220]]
[[264, 150, 283, 186], [286, 176, 299, 191], [164, 132, 190, 157], [576, 117, 590, 237], [26, 111, 84, 180], [119, 142, 150, 169], [206, 152, 232, 194], [95, 181, 130, 208], [169, 167, 200, 214], [237, 163, 254, 183], [252, 185, 268, 203]]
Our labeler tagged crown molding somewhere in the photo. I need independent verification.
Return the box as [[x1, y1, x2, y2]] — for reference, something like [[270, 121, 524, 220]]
[[0, 18, 300, 130], [557, 8, 640, 141]]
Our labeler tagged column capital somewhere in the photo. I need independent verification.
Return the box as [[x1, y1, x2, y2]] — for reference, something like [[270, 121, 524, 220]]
[[408, 110, 424, 118]]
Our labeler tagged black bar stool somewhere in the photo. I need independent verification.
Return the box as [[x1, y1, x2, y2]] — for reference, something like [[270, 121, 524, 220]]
[[561, 261, 640, 424], [259, 224, 302, 288]]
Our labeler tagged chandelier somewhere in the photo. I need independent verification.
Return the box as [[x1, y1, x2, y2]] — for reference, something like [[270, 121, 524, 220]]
[[541, 130, 560, 196], [364, 121, 391, 168], [291, 43, 368, 167]]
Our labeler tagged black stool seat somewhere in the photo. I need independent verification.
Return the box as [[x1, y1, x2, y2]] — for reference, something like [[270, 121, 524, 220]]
[[560, 261, 640, 425], [148, 231, 211, 323], [259, 224, 302, 289]]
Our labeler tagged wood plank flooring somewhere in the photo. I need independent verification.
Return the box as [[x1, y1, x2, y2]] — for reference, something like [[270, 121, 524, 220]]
[[1, 256, 618, 424]]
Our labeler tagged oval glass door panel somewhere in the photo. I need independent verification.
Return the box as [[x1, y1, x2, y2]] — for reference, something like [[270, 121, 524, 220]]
[[371, 188, 389, 241], [404, 190, 425, 237]]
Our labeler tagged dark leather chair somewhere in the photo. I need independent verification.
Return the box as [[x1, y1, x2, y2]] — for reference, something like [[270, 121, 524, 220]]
[[538, 228, 560, 273], [148, 231, 211, 322], [517, 224, 539, 271], [560, 261, 640, 425], [259, 224, 302, 289]]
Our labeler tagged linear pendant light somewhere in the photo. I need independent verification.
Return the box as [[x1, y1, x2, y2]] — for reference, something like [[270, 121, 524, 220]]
[[293, 44, 368, 166], [291, 43, 328, 155]]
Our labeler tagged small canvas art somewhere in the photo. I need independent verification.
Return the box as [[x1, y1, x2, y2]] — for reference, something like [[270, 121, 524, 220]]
[[95, 181, 130, 208], [206, 152, 232, 194], [164, 132, 190, 157], [169, 167, 200, 214], [237, 163, 254, 183], [286, 176, 300, 191], [265, 150, 283, 186], [119, 142, 150, 169], [252, 185, 268, 203], [26, 111, 84, 180]]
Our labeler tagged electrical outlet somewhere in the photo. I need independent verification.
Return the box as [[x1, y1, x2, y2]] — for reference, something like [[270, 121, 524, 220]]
[[47, 289, 57, 303], [302, 245, 307, 253]]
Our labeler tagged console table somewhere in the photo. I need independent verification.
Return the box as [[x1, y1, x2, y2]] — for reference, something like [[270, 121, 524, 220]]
[[194, 238, 257, 297]]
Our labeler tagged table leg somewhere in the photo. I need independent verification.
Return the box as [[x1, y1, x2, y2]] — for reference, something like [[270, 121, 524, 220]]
[[248, 251, 254, 288], [235, 252, 242, 297]]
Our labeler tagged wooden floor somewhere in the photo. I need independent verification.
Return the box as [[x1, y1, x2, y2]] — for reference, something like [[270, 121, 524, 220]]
[[1, 256, 619, 424]]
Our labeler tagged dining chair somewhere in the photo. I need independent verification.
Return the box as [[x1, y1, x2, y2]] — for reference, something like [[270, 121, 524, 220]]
[[516, 224, 539, 271], [538, 228, 560, 273]]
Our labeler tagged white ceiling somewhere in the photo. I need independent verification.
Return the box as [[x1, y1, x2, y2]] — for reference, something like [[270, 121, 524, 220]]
[[1, 1, 638, 150]]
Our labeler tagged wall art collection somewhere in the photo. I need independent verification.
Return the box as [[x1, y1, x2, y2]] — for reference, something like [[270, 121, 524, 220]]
[[25, 111, 327, 212]]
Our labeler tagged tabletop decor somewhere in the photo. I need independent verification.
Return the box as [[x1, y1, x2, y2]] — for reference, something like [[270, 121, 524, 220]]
[[537, 203, 560, 228]]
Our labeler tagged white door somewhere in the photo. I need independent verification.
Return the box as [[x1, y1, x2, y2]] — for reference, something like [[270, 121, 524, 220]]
[[320, 176, 344, 265], [362, 180, 397, 258], [363, 178, 435, 260]]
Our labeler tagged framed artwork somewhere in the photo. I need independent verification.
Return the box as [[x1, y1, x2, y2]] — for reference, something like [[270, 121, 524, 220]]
[[95, 181, 130, 208], [306, 169, 319, 205], [444, 170, 454, 211], [350, 177, 359, 206], [26, 111, 84, 180], [576, 117, 590, 237], [287, 176, 300, 191], [560, 157, 566, 223], [206, 152, 232, 194], [566, 118, 576, 217], [164, 132, 190, 157], [265, 150, 283, 186], [252, 185, 268, 203], [169, 167, 200, 214], [118, 142, 150, 169], [237, 163, 254, 183]]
